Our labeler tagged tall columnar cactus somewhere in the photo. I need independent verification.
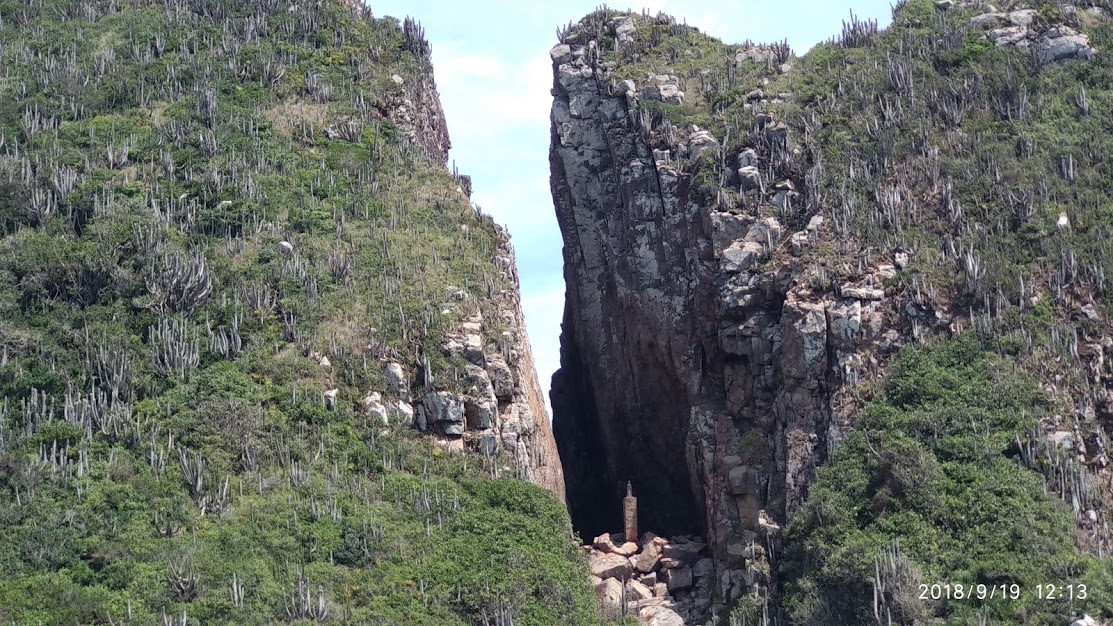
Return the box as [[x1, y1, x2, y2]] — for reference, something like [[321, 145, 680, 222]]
[[146, 249, 212, 315], [149, 316, 200, 378]]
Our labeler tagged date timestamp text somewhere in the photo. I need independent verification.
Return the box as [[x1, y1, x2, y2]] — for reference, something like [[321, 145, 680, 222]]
[[918, 583, 1088, 601]]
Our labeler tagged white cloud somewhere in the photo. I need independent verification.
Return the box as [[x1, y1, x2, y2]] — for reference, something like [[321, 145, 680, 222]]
[[434, 45, 554, 129]]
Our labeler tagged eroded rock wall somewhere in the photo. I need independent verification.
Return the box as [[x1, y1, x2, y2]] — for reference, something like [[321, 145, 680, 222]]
[[547, 17, 941, 611]]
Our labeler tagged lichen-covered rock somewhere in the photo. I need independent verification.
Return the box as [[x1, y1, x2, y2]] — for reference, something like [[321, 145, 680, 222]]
[[641, 73, 685, 105], [424, 391, 464, 435]]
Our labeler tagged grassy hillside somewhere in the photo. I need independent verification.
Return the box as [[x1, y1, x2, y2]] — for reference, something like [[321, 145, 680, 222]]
[[0, 1, 599, 624], [570, 0, 1113, 623]]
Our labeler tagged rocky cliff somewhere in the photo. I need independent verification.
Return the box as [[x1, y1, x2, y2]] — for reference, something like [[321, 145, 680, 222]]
[[547, 16, 897, 610], [550, 4, 1113, 622], [418, 229, 565, 500]]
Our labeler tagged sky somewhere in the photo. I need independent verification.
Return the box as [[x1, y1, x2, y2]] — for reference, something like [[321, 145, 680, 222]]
[[371, 0, 896, 415]]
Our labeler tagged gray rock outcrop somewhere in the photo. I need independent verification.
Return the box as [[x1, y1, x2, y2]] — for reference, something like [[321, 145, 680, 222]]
[[970, 8, 1096, 64], [547, 12, 948, 614]]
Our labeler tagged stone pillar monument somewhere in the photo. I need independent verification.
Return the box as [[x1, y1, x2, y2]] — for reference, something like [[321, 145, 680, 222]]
[[623, 482, 638, 543]]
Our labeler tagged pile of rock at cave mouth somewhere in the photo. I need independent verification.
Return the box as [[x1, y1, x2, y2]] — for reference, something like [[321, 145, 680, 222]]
[[586, 531, 713, 625]]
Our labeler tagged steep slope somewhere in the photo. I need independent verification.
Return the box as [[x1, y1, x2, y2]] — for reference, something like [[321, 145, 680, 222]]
[[550, 2, 1113, 623], [0, 1, 582, 624]]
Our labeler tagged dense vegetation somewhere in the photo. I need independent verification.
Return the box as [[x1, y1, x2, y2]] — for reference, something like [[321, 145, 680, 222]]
[[574, 0, 1113, 623], [0, 1, 600, 624], [783, 336, 1113, 625]]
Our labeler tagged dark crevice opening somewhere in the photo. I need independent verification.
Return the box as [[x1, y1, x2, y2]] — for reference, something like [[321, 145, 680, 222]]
[[550, 308, 705, 541]]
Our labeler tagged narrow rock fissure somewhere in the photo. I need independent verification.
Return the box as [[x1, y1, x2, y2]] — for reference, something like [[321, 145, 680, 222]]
[[551, 299, 707, 541]]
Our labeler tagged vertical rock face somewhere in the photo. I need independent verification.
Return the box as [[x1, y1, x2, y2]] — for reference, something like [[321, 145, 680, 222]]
[[419, 230, 566, 502], [548, 38, 711, 538], [547, 16, 927, 608], [503, 245, 568, 499]]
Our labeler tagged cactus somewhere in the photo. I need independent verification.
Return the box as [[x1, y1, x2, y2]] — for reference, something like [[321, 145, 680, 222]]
[[872, 539, 923, 626], [168, 556, 198, 602], [149, 316, 200, 378], [145, 249, 212, 315], [283, 565, 328, 622]]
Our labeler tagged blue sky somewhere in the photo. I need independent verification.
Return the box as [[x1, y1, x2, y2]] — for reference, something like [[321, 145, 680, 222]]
[[371, 1, 895, 414]]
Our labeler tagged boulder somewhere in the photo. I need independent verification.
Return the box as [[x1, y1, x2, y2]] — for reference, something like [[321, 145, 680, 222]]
[[324, 388, 338, 411], [613, 79, 637, 97], [658, 557, 684, 569], [710, 212, 754, 257], [424, 392, 464, 435], [1035, 26, 1094, 65], [384, 362, 407, 399], [843, 285, 885, 300], [642, 73, 684, 105], [593, 533, 638, 556], [362, 392, 388, 424], [635, 536, 669, 573], [395, 400, 414, 424], [693, 558, 714, 579], [613, 16, 637, 44], [971, 12, 1007, 29], [736, 46, 776, 66], [665, 566, 693, 591], [688, 129, 719, 161], [736, 148, 759, 168], [549, 43, 572, 65], [613, 541, 639, 557], [486, 357, 515, 399], [591, 552, 634, 579], [477, 430, 498, 455], [595, 577, 624, 617], [462, 333, 484, 364], [745, 217, 782, 245], [1008, 9, 1037, 26], [738, 166, 762, 191], [1049, 431, 1075, 450], [625, 579, 654, 601], [662, 540, 705, 563], [278, 240, 294, 254], [989, 26, 1029, 47], [639, 605, 686, 626], [722, 241, 764, 273]]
